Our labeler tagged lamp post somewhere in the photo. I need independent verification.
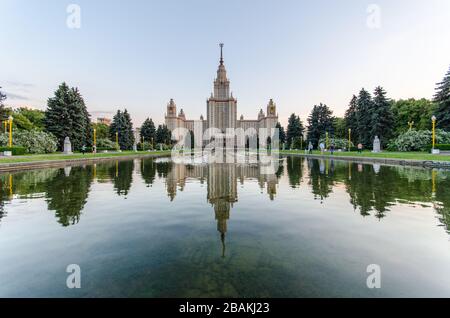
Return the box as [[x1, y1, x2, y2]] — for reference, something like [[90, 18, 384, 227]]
[[93, 128, 97, 153], [325, 132, 329, 149], [116, 132, 119, 150], [408, 121, 414, 131], [348, 128, 352, 151], [8, 116, 13, 148], [3, 121, 7, 133], [432, 115, 437, 150]]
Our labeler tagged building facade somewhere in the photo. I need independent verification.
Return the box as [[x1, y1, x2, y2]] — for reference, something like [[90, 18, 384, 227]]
[[165, 44, 278, 146]]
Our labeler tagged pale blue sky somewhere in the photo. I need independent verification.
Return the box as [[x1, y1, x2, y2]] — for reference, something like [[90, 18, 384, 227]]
[[1, 0, 449, 126]]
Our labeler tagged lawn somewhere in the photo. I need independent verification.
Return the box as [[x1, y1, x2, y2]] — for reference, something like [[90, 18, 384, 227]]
[[280, 150, 450, 162], [0, 150, 171, 164]]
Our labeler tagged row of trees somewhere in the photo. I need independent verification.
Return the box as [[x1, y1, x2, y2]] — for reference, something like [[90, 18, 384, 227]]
[[46, 83, 175, 151], [1, 82, 176, 153], [344, 86, 394, 148], [139, 118, 172, 146], [280, 65, 450, 150]]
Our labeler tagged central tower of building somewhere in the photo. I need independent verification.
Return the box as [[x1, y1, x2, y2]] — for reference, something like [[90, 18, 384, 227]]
[[164, 44, 278, 144], [207, 43, 237, 133]]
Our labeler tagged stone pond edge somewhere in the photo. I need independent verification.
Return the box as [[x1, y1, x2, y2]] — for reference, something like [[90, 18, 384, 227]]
[[1, 151, 450, 173], [281, 152, 450, 169], [0, 152, 171, 173]]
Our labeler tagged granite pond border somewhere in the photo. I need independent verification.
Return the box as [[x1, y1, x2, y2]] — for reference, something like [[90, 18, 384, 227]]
[[0, 152, 171, 173], [1, 151, 450, 173], [282, 152, 450, 169]]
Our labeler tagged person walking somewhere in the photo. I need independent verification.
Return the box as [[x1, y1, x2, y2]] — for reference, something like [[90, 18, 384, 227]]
[[330, 143, 335, 155]]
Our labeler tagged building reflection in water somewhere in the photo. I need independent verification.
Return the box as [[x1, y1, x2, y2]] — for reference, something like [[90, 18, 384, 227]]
[[164, 158, 281, 257]]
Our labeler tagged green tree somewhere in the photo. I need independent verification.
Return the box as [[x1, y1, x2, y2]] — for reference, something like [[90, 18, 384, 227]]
[[156, 124, 172, 145], [307, 103, 333, 147], [275, 122, 286, 148], [286, 114, 304, 149], [11, 112, 33, 130], [0, 87, 6, 120], [344, 95, 358, 137], [434, 66, 450, 130], [16, 108, 45, 130], [333, 117, 347, 139], [44, 83, 92, 151], [391, 98, 435, 136], [371, 86, 394, 147], [356, 88, 374, 147], [92, 122, 110, 139], [76, 88, 93, 148], [109, 109, 135, 150], [140, 118, 156, 144]]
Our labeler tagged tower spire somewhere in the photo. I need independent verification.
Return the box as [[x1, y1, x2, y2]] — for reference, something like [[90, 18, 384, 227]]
[[219, 43, 224, 65]]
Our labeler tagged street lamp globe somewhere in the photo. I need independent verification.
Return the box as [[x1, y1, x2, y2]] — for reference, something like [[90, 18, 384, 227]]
[[432, 115, 437, 122], [8, 115, 13, 122]]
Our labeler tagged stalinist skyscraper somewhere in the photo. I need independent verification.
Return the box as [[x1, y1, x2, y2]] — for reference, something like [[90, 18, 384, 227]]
[[207, 43, 237, 132], [165, 44, 278, 142]]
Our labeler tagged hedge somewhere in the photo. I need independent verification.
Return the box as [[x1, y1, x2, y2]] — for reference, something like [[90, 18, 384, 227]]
[[435, 144, 450, 151], [96, 147, 118, 152], [0, 146, 27, 156]]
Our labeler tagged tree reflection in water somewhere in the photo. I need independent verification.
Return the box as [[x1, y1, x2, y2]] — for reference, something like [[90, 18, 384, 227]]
[[0, 156, 449, 236]]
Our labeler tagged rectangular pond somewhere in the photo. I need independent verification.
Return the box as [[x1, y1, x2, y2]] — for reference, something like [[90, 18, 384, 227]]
[[0, 156, 450, 297]]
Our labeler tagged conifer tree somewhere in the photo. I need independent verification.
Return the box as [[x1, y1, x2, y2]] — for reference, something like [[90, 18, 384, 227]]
[[140, 118, 156, 143], [286, 114, 304, 149], [45, 83, 92, 151], [434, 66, 450, 130], [275, 122, 286, 148], [345, 95, 358, 136], [0, 87, 8, 120], [307, 103, 333, 147], [156, 124, 172, 145], [356, 88, 374, 147], [110, 109, 135, 150], [371, 86, 394, 147]]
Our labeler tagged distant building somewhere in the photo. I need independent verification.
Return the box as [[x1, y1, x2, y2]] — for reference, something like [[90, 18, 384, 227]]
[[97, 117, 111, 125]]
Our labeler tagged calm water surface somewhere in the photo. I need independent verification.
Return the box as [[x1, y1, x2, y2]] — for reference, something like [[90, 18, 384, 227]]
[[1, 156, 450, 297]]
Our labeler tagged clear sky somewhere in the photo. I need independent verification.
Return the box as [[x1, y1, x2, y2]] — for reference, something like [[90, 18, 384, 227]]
[[1, 0, 449, 127]]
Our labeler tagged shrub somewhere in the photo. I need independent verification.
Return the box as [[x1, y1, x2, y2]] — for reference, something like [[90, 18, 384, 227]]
[[318, 137, 354, 150], [137, 141, 154, 151], [0, 146, 27, 155], [96, 138, 117, 150], [388, 130, 450, 152], [0, 130, 58, 154], [155, 143, 171, 151], [435, 144, 450, 151], [96, 147, 118, 152]]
